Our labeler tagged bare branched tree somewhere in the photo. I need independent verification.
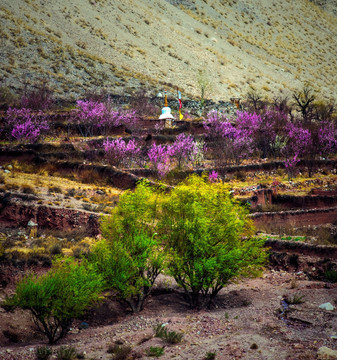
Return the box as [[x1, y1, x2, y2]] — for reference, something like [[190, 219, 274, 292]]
[[245, 90, 263, 112], [292, 86, 315, 121], [197, 68, 212, 107]]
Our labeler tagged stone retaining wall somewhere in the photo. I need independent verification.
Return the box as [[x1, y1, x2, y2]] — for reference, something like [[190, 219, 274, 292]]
[[0, 202, 100, 236], [251, 207, 337, 227]]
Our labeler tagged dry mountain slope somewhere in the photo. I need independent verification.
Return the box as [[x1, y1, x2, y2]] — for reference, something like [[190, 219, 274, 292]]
[[0, 0, 336, 102]]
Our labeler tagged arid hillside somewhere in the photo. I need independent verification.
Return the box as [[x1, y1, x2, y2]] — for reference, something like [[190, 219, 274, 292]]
[[0, 0, 336, 102]]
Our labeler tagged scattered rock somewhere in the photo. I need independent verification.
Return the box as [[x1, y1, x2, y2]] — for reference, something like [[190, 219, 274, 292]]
[[319, 302, 335, 311], [27, 220, 38, 227], [317, 346, 337, 359]]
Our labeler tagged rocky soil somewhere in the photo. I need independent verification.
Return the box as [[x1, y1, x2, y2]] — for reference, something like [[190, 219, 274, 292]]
[[0, 269, 336, 360]]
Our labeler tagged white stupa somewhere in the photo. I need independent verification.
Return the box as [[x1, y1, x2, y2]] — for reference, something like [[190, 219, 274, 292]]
[[159, 91, 174, 120], [159, 107, 174, 119]]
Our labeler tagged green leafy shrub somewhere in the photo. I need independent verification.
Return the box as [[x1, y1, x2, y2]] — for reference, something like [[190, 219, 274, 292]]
[[93, 181, 164, 313], [146, 346, 165, 357], [56, 346, 77, 360], [325, 270, 337, 283], [158, 174, 267, 309], [35, 346, 52, 360], [154, 324, 183, 344], [205, 352, 216, 360], [4, 258, 103, 344]]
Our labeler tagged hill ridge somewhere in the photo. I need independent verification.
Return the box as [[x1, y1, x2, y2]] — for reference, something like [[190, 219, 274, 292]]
[[0, 0, 336, 102]]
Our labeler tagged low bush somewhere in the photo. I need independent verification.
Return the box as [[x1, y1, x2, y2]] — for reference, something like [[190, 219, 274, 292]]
[[154, 324, 184, 344], [107, 343, 132, 360], [3, 258, 103, 344], [56, 346, 77, 360], [35, 346, 52, 360], [205, 352, 216, 360], [21, 184, 36, 194], [146, 346, 165, 357], [48, 186, 62, 194], [325, 270, 337, 283], [20, 81, 54, 110], [284, 293, 305, 304]]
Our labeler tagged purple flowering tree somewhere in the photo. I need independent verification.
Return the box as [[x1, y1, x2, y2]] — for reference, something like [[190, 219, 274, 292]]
[[71, 100, 139, 137], [148, 143, 171, 178], [284, 122, 312, 156], [203, 110, 235, 166], [284, 154, 300, 180], [147, 134, 201, 177], [318, 122, 337, 158], [236, 110, 286, 159], [168, 133, 199, 170], [104, 138, 141, 168], [20, 81, 54, 110], [281, 122, 312, 178], [5, 107, 49, 143], [71, 100, 106, 137], [203, 110, 253, 165]]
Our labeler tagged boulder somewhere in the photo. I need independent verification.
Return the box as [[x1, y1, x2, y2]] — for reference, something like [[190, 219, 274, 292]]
[[317, 346, 337, 359], [319, 302, 335, 311]]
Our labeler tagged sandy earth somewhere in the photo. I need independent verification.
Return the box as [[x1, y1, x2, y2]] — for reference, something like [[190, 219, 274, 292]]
[[0, 270, 336, 360]]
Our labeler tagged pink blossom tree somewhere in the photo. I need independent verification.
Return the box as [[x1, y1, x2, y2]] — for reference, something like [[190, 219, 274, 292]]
[[71, 100, 138, 137], [104, 138, 141, 168], [5, 107, 49, 143]]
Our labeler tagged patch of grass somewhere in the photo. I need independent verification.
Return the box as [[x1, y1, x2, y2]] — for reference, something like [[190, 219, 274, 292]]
[[204, 351, 216, 360], [280, 236, 306, 242], [325, 270, 337, 283], [71, 246, 83, 258], [107, 343, 132, 360], [146, 346, 164, 357], [49, 243, 62, 256], [36, 346, 52, 360], [4, 183, 19, 191], [154, 324, 184, 344], [48, 186, 62, 194], [56, 346, 77, 360], [284, 293, 305, 304]]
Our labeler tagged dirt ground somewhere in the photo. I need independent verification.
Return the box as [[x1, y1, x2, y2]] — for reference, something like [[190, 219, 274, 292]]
[[0, 270, 336, 360]]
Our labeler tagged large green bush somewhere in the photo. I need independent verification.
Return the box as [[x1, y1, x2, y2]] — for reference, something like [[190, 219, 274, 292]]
[[93, 175, 266, 311], [94, 181, 164, 312], [4, 258, 103, 344], [157, 174, 267, 309]]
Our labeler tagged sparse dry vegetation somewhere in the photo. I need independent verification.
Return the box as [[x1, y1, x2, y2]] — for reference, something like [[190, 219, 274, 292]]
[[0, 0, 335, 101]]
